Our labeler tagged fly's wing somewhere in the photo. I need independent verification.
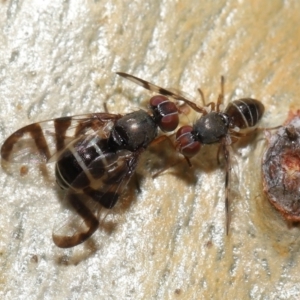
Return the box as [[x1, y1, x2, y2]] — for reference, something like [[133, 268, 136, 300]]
[[52, 148, 141, 248], [1, 113, 121, 165], [116, 72, 206, 114]]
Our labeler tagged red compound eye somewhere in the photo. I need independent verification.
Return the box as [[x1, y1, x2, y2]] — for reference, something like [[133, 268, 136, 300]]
[[150, 95, 179, 132], [176, 125, 201, 158]]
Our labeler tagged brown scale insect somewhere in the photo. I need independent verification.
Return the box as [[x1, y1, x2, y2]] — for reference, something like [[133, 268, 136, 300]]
[[1, 90, 179, 248], [263, 110, 300, 222], [117, 72, 265, 233]]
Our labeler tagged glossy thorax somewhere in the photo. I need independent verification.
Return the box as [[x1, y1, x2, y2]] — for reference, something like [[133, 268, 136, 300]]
[[108, 110, 157, 152], [193, 111, 230, 145]]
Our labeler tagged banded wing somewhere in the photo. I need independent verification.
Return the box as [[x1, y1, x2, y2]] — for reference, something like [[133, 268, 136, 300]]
[[1, 113, 121, 165], [52, 140, 141, 248], [116, 72, 206, 114]]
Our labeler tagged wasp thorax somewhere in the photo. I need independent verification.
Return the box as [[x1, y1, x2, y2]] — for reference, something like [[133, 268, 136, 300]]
[[193, 112, 229, 144]]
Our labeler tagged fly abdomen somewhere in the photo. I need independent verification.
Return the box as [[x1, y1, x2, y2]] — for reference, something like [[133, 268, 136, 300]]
[[55, 138, 110, 190], [225, 98, 265, 129]]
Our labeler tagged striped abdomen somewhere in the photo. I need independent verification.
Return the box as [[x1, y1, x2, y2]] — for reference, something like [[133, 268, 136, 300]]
[[225, 98, 265, 129], [55, 136, 133, 209]]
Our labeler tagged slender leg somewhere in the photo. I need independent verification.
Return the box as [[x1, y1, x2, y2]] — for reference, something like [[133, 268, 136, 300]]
[[197, 77, 225, 113], [222, 139, 231, 235], [230, 125, 282, 138], [132, 172, 141, 193], [151, 135, 191, 178], [197, 88, 216, 112], [192, 88, 207, 115], [256, 125, 281, 131], [216, 76, 225, 113], [204, 102, 216, 111], [103, 102, 109, 113], [229, 130, 256, 138], [217, 144, 222, 165], [197, 88, 206, 106], [150, 134, 175, 147]]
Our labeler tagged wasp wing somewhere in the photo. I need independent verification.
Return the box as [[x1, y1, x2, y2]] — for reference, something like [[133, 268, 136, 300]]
[[52, 143, 141, 248], [1, 113, 121, 164], [116, 72, 206, 114]]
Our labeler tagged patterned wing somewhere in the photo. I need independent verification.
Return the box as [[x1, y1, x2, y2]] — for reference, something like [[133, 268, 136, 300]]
[[116, 72, 206, 114], [1, 113, 121, 164], [52, 143, 141, 248]]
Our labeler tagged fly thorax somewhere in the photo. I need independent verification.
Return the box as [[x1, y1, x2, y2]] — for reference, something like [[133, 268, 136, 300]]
[[109, 110, 157, 151]]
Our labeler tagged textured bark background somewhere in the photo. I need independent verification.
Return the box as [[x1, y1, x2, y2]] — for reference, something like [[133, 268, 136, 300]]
[[0, 1, 300, 299]]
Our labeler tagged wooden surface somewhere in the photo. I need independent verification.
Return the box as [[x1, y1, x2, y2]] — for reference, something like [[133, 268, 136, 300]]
[[0, 0, 300, 299]]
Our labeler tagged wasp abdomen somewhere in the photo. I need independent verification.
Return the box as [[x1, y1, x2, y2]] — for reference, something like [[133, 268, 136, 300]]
[[225, 98, 264, 129]]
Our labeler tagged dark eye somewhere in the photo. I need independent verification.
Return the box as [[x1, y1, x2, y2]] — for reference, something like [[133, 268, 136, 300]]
[[150, 95, 179, 132], [176, 125, 201, 158]]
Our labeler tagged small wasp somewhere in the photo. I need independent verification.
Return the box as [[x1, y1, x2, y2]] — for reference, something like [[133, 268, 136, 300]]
[[117, 72, 265, 233], [1, 85, 179, 248]]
